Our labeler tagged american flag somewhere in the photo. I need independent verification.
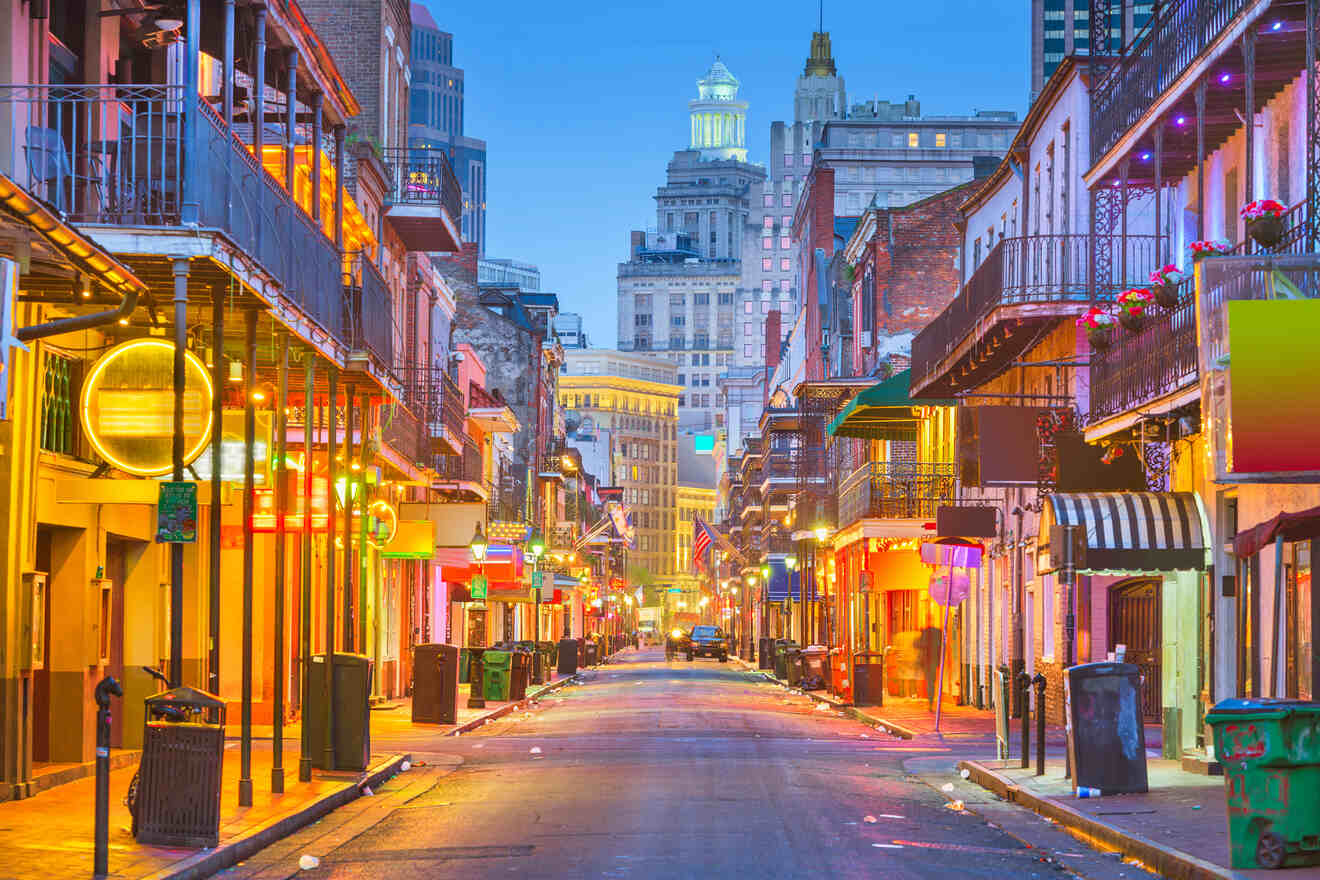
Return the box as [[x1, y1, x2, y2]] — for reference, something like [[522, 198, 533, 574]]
[[692, 517, 715, 571]]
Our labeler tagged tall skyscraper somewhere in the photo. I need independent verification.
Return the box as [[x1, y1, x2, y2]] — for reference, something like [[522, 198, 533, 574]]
[[409, 4, 488, 255], [1030, 0, 1154, 100], [617, 58, 765, 433]]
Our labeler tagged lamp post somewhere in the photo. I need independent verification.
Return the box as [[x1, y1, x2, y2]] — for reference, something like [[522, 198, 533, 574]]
[[527, 531, 545, 683], [468, 524, 488, 709], [785, 554, 798, 641], [812, 525, 829, 646]]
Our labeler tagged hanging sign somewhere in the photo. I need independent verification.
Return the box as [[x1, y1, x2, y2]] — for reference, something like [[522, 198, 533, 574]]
[[470, 574, 488, 600], [156, 481, 197, 543], [80, 339, 214, 476], [920, 541, 983, 569], [927, 569, 971, 606]]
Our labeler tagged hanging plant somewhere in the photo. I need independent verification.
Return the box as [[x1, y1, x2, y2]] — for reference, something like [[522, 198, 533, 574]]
[[1188, 239, 1232, 261], [1076, 306, 1117, 350], [1148, 264, 1187, 309], [1116, 288, 1154, 332], [1241, 199, 1287, 248]]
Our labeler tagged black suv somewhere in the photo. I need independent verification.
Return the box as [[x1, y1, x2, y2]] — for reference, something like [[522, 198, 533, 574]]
[[686, 625, 729, 662]]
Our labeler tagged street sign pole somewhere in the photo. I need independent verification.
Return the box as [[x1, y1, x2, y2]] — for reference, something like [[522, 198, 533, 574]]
[[934, 558, 954, 734]]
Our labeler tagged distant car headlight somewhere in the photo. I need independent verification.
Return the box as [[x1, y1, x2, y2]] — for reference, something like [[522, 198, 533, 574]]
[[670, 629, 684, 638]]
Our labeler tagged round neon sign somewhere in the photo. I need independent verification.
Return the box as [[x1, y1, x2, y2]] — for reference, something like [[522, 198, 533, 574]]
[[79, 339, 215, 477], [368, 499, 398, 548]]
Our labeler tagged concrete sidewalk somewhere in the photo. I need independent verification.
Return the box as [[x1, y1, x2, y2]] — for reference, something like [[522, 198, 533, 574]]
[[0, 660, 596, 880]]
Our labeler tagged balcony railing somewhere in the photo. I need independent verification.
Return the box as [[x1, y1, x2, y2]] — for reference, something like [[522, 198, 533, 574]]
[[837, 461, 956, 526], [0, 84, 344, 340], [1087, 201, 1311, 424], [912, 232, 1164, 386], [761, 450, 796, 481], [381, 146, 460, 221], [344, 252, 394, 368], [382, 402, 425, 468], [1090, 0, 1252, 165], [434, 435, 482, 484]]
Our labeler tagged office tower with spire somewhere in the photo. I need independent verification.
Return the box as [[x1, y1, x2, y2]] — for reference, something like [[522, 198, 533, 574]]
[[616, 58, 765, 433]]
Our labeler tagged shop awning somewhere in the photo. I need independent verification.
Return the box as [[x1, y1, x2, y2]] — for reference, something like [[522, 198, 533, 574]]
[[1234, 504, 1320, 558], [1039, 492, 1210, 574], [826, 370, 955, 441]]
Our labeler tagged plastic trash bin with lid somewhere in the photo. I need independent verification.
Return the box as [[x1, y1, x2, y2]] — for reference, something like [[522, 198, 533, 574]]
[[774, 640, 798, 680], [1063, 662, 1148, 796], [799, 645, 827, 690], [583, 639, 599, 667], [853, 651, 885, 707], [827, 647, 851, 701], [1205, 698, 1320, 869], [482, 649, 513, 701], [411, 643, 459, 724], [557, 637, 579, 675], [133, 685, 226, 847], [785, 646, 805, 687], [508, 648, 532, 700], [759, 637, 774, 669]]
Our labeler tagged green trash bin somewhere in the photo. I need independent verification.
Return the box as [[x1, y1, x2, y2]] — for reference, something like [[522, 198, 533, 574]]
[[1205, 698, 1320, 869], [774, 640, 798, 680], [459, 647, 471, 684], [482, 649, 513, 701]]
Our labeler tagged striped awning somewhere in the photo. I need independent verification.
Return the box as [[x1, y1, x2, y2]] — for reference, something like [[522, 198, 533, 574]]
[[1038, 492, 1211, 574]]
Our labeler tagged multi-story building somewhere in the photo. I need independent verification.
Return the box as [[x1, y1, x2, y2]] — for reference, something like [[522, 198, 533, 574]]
[[478, 258, 541, 291], [559, 350, 681, 587], [1029, 0, 1153, 101], [408, 4, 488, 255], [674, 434, 719, 611], [554, 312, 589, 350], [617, 58, 764, 431]]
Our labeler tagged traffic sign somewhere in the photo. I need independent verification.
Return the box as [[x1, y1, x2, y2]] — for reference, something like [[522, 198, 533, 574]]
[[531, 571, 543, 589]]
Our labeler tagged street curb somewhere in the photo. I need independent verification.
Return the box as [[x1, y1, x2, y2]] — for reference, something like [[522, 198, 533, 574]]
[[958, 760, 1236, 880], [446, 672, 582, 736], [144, 752, 412, 880], [734, 657, 918, 740]]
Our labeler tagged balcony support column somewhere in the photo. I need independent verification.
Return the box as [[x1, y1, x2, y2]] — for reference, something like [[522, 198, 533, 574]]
[[252, 6, 267, 160], [357, 391, 369, 662], [311, 93, 323, 225], [170, 259, 189, 687], [1195, 78, 1207, 241], [1309, 0, 1319, 251], [1087, 188, 1097, 304], [221, 0, 235, 230], [238, 307, 257, 808], [1119, 157, 1129, 284], [324, 367, 338, 770], [181, 0, 201, 224], [343, 382, 355, 651], [298, 354, 315, 783], [207, 283, 225, 695], [1153, 126, 1163, 267], [272, 331, 288, 794], [285, 49, 298, 194], [1244, 29, 1256, 252], [334, 125, 346, 251]]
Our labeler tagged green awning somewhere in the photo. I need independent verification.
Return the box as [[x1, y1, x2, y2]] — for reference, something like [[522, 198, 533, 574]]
[[826, 370, 955, 441]]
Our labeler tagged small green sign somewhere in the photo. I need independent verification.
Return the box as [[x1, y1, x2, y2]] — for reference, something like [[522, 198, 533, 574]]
[[531, 571, 543, 590], [667, 587, 682, 593], [471, 574, 488, 600], [156, 481, 197, 544]]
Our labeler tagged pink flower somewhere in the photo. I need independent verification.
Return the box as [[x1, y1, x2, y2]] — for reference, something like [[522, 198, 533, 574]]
[[1149, 264, 1186, 286], [1076, 307, 1116, 330], [1240, 199, 1286, 220]]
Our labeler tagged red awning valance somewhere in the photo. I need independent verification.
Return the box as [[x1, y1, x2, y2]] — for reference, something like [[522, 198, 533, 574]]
[[1235, 505, 1320, 558]]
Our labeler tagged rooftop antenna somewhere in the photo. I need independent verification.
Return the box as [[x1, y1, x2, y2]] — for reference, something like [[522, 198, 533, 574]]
[[818, 0, 823, 33]]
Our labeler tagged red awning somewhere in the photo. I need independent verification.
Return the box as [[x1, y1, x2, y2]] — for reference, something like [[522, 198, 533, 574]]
[[1235, 505, 1320, 557]]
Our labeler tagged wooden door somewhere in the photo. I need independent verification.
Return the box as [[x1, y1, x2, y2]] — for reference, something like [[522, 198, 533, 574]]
[[1109, 579, 1162, 722]]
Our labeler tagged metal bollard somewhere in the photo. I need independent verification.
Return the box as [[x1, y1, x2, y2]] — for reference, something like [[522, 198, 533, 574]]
[[1017, 672, 1032, 770], [467, 648, 486, 709], [93, 676, 122, 879], [1033, 673, 1047, 776]]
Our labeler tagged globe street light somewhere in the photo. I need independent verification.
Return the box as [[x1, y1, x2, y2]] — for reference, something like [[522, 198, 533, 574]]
[[467, 523, 488, 709], [527, 530, 546, 683]]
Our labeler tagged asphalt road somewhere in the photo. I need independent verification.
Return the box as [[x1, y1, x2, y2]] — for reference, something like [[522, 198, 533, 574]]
[[232, 649, 1153, 880]]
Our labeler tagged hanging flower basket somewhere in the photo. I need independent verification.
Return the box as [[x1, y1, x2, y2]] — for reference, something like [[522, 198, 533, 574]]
[[1247, 214, 1285, 248], [1148, 265, 1187, 309], [1189, 239, 1232, 261], [1077, 307, 1116, 350], [1116, 288, 1154, 332]]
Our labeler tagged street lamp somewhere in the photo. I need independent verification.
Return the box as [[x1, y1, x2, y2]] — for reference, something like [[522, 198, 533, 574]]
[[527, 530, 545, 683], [467, 524, 488, 709], [785, 555, 798, 571], [813, 524, 829, 543]]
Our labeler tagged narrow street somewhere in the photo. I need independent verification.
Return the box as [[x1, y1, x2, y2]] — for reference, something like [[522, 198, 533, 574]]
[[231, 650, 1146, 880]]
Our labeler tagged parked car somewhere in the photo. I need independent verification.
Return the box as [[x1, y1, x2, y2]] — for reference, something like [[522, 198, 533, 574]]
[[686, 625, 728, 662]]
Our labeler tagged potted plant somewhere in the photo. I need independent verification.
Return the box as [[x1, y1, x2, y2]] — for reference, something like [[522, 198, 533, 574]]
[[1077, 306, 1117, 350], [1116, 288, 1154, 332], [1241, 199, 1287, 248], [1148, 264, 1187, 309], [1188, 239, 1232, 261]]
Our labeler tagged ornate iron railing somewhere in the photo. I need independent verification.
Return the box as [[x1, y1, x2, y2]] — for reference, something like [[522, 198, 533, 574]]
[[434, 434, 483, 483], [382, 401, 425, 468], [380, 146, 461, 223], [837, 461, 956, 527], [911, 233, 1164, 387], [344, 252, 394, 368], [1090, 0, 1252, 165]]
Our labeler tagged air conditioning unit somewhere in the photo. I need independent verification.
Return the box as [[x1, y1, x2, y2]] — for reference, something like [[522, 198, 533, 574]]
[[858, 330, 872, 348]]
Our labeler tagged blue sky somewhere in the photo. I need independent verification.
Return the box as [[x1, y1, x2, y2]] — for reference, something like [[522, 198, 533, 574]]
[[422, 0, 1029, 347]]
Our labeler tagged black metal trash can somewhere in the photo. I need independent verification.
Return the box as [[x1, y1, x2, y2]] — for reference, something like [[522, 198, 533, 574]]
[[800, 646, 827, 690], [134, 686, 226, 848], [412, 643, 459, 724], [1064, 661, 1149, 794], [557, 637, 579, 675], [305, 652, 373, 771], [786, 647, 805, 687], [759, 637, 774, 670], [509, 648, 532, 701], [853, 651, 885, 707], [584, 640, 599, 666]]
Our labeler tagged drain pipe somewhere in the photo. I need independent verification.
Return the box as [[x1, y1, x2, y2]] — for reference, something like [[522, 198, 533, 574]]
[[17, 287, 139, 342]]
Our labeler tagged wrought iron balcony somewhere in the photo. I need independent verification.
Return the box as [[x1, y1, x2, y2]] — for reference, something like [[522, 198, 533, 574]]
[[434, 434, 483, 485], [381, 402, 426, 470], [400, 365, 465, 456], [837, 461, 956, 527], [911, 232, 1164, 393], [0, 84, 345, 340], [380, 146, 461, 251], [343, 252, 394, 370], [1090, 0, 1253, 166]]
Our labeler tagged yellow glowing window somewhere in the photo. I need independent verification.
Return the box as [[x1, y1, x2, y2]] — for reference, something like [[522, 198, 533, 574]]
[[908, 132, 919, 148], [935, 133, 947, 147]]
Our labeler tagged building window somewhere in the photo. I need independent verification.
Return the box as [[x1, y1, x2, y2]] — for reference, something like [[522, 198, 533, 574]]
[[634, 314, 651, 326], [693, 292, 710, 305], [935, 133, 947, 148], [763, 194, 774, 207], [671, 315, 685, 327], [782, 194, 792, 207], [762, 237, 772, 251], [762, 258, 772, 271], [761, 279, 772, 292], [763, 215, 774, 229], [779, 235, 790, 249], [784, 154, 793, 166], [717, 292, 734, 305], [761, 300, 771, 314], [743, 343, 754, 357], [908, 132, 919, 148], [780, 258, 791, 271]]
